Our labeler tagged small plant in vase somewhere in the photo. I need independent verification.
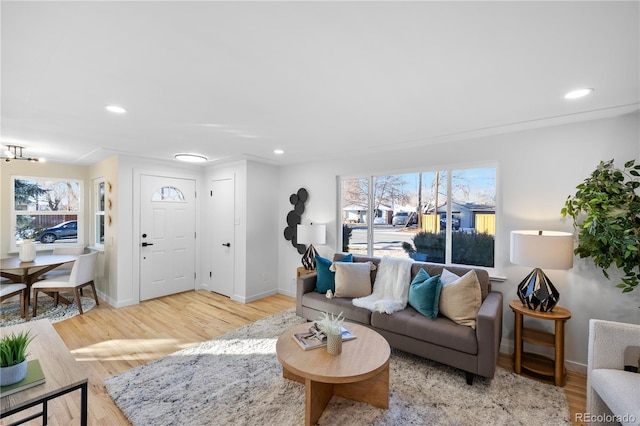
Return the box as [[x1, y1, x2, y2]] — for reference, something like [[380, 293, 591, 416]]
[[1, 330, 35, 386], [316, 311, 344, 355]]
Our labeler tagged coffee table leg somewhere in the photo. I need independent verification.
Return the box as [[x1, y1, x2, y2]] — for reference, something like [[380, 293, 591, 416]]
[[306, 379, 333, 426], [334, 364, 389, 409]]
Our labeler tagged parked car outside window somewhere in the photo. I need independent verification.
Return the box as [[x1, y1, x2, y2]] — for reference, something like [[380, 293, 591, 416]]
[[440, 216, 461, 230], [392, 212, 417, 226], [38, 220, 78, 243]]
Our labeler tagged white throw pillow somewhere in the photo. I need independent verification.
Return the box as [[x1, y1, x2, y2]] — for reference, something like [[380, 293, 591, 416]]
[[438, 269, 482, 329], [440, 268, 462, 286], [330, 261, 375, 298]]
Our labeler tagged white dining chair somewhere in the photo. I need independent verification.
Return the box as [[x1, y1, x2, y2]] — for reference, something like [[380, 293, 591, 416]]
[[43, 246, 86, 279], [1, 283, 29, 320], [32, 251, 99, 316]]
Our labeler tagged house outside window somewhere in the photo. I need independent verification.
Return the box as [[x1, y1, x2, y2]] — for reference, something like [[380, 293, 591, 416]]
[[12, 176, 82, 250], [340, 166, 497, 269]]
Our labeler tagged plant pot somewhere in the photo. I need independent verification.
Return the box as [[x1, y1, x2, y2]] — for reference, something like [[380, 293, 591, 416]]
[[326, 332, 342, 355], [19, 240, 36, 263], [1, 359, 28, 386], [409, 252, 428, 262]]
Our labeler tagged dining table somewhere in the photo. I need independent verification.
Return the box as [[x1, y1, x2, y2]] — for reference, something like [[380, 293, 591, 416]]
[[0, 254, 78, 306]]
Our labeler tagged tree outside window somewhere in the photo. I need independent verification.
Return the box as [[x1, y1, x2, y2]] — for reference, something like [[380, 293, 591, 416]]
[[340, 166, 496, 269], [12, 176, 82, 248]]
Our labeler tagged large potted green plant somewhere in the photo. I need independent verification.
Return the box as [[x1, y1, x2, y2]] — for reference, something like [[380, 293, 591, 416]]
[[0, 330, 34, 386], [561, 159, 640, 293]]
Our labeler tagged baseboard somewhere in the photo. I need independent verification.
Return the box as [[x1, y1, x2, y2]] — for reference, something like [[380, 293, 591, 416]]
[[94, 288, 139, 308], [232, 289, 279, 304], [278, 288, 295, 298], [500, 338, 587, 375]]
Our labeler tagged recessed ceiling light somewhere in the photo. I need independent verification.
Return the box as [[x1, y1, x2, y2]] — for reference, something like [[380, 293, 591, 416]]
[[105, 105, 127, 114], [175, 153, 208, 163], [274, 149, 284, 155], [564, 88, 594, 100]]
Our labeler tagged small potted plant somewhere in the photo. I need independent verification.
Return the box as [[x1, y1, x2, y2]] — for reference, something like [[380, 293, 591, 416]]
[[1, 330, 34, 386], [316, 311, 344, 355]]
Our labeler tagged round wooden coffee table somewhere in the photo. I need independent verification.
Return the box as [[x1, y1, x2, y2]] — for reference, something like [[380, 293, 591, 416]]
[[276, 322, 390, 426]]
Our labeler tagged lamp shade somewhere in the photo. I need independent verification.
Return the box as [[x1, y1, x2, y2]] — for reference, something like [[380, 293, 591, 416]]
[[296, 224, 326, 245], [510, 230, 574, 270]]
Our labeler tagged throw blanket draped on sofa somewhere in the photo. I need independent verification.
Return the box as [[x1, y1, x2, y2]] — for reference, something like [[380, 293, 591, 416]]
[[353, 256, 414, 314]]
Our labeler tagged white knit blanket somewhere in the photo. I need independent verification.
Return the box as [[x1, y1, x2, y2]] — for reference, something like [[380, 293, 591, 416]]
[[353, 256, 414, 314]]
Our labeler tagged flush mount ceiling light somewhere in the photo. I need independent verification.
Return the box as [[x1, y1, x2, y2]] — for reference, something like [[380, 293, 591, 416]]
[[564, 88, 594, 100], [105, 105, 127, 114], [1, 145, 45, 163], [274, 149, 284, 155], [175, 153, 208, 163]]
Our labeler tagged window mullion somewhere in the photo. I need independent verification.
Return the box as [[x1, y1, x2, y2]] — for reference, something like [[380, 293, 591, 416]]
[[367, 175, 374, 256], [445, 170, 453, 264]]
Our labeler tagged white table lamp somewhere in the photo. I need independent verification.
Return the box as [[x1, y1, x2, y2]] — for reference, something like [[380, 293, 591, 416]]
[[510, 230, 573, 312], [297, 224, 326, 270]]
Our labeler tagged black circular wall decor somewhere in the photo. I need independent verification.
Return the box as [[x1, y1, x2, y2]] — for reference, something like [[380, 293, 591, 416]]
[[284, 188, 309, 254]]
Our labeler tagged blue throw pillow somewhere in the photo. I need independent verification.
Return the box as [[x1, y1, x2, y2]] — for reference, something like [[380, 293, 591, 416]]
[[408, 268, 442, 319], [315, 254, 353, 294]]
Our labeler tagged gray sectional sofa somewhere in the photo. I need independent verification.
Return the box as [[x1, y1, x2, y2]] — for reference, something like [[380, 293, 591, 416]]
[[296, 253, 503, 384]]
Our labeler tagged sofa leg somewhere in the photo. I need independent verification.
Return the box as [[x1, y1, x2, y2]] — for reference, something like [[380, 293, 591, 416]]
[[465, 372, 474, 386]]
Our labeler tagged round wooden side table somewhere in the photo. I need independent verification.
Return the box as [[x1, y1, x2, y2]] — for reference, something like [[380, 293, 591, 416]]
[[509, 299, 572, 386]]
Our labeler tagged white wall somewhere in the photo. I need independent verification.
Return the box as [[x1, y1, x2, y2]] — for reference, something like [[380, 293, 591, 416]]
[[246, 161, 279, 301], [277, 111, 640, 369]]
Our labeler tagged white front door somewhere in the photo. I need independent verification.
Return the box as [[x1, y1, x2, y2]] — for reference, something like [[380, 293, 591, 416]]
[[140, 175, 196, 301], [210, 178, 234, 297]]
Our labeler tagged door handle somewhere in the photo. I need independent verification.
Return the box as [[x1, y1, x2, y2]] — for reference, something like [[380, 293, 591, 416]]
[[222, 243, 231, 247], [142, 242, 154, 247]]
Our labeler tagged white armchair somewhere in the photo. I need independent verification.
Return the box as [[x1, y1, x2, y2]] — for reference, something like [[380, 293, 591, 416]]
[[587, 319, 640, 426]]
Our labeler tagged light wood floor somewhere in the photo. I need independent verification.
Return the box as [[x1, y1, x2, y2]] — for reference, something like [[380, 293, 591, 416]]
[[1, 291, 586, 425]]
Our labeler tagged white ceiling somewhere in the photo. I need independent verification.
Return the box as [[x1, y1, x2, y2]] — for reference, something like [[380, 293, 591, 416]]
[[1, 1, 639, 166]]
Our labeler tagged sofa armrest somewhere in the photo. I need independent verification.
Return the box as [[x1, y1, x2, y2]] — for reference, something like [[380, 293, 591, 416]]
[[475, 291, 503, 378], [296, 272, 317, 317], [587, 319, 640, 416]]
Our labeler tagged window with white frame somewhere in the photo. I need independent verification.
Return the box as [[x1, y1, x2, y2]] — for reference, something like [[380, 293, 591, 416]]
[[94, 179, 105, 248], [12, 176, 82, 250], [340, 166, 497, 269]]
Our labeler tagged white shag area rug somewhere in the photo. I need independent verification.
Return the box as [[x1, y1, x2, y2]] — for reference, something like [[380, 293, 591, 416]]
[[105, 308, 571, 426], [0, 296, 96, 327]]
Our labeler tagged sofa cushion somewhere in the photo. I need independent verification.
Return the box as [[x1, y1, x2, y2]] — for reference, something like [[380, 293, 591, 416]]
[[331, 261, 376, 298], [441, 268, 462, 286], [334, 253, 381, 287], [439, 269, 482, 329], [371, 307, 478, 355], [410, 262, 490, 300], [301, 292, 372, 324], [408, 269, 442, 319], [315, 254, 352, 294], [591, 368, 640, 425]]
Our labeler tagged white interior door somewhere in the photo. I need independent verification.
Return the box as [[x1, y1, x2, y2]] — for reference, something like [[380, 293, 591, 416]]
[[210, 178, 234, 297], [140, 175, 196, 301]]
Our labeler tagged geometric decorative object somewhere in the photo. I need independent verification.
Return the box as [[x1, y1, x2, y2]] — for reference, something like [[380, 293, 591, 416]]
[[283, 188, 309, 255], [510, 230, 574, 312], [296, 223, 326, 270], [515, 268, 560, 312]]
